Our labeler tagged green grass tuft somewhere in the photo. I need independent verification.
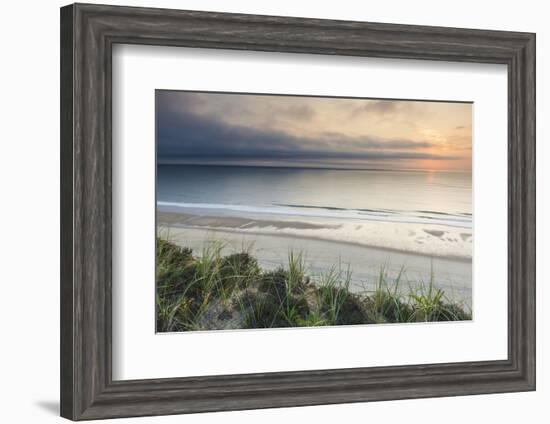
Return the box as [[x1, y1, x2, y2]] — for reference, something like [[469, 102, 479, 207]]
[[155, 237, 471, 332]]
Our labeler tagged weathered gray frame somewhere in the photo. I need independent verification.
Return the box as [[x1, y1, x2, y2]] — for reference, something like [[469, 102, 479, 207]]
[[60, 3, 536, 421]]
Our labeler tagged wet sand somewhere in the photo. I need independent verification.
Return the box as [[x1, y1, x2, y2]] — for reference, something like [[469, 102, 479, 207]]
[[158, 211, 338, 231]]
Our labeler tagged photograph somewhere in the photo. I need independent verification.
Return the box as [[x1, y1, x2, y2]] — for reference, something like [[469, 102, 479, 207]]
[[155, 90, 473, 332]]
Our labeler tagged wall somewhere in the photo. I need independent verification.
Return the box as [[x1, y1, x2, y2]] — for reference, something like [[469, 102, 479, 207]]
[[0, 0, 545, 422]]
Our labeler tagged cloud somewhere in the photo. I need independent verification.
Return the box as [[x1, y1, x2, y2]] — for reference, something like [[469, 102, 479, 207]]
[[320, 132, 434, 150], [157, 93, 456, 165], [270, 103, 315, 120], [349, 100, 423, 119], [352, 100, 398, 116]]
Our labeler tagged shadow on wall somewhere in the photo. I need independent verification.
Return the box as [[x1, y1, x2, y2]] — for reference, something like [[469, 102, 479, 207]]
[[35, 401, 59, 416]]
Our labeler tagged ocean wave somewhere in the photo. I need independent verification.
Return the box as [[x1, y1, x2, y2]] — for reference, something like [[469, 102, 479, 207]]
[[157, 200, 472, 229]]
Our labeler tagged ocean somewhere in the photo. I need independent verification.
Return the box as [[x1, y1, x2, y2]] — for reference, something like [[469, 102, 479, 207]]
[[157, 165, 472, 259]]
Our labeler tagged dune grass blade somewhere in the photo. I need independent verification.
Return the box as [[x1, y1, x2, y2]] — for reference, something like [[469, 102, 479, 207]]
[[155, 237, 471, 332]]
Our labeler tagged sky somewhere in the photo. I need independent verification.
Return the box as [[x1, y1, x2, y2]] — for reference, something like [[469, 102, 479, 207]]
[[156, 90, 472, 171]]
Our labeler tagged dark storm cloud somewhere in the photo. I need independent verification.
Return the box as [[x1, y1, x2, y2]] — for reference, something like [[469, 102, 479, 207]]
[[156, 91, 457, 164], [157, 100, 304, 157]]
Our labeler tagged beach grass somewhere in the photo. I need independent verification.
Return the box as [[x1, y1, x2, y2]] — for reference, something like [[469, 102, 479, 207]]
[[156, 237, 471, 332]]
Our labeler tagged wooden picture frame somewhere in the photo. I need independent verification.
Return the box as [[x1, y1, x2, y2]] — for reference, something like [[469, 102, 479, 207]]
[[60, 3, 535, 420]]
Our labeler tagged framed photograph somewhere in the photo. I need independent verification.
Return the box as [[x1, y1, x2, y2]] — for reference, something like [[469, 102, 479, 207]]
[[60, 3, 535, 420]]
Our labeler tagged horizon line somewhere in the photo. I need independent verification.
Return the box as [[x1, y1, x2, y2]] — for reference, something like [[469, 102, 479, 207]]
[[156, 161, 472, 173]]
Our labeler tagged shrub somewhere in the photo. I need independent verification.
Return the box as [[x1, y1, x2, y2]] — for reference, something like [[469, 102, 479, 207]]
[[220, 252, 260, 290]]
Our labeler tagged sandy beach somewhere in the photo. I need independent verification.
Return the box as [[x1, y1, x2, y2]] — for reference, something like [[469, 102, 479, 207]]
[[158, 210, 472, 306]]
